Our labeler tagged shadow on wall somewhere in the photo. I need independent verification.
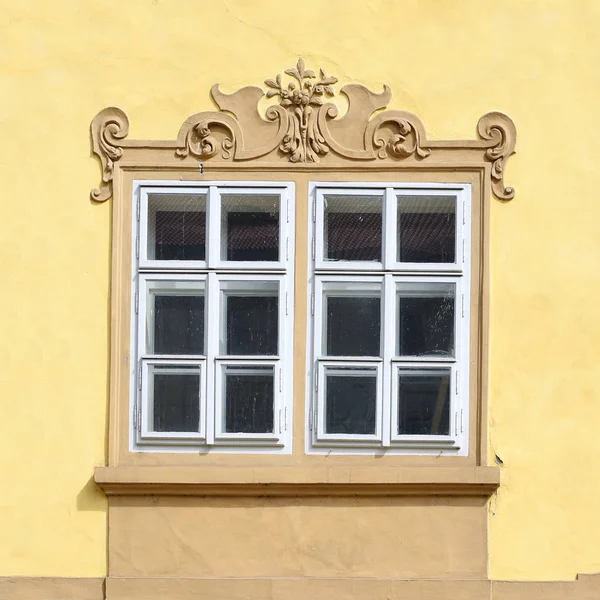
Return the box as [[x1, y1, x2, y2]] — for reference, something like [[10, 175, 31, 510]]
[[77, 476, 107, 512]]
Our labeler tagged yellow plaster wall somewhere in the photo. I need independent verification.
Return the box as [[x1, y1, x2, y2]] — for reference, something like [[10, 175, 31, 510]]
[[1, 0, 599, 580]]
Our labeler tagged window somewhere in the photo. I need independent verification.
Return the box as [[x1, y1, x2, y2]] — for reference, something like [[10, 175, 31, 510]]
[[132, 182, 294, 452], [308, 183, 470, 454]]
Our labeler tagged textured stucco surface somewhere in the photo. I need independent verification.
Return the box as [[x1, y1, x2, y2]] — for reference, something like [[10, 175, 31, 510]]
[[108, 496, 488, 579], [1, 0, 600, 580]]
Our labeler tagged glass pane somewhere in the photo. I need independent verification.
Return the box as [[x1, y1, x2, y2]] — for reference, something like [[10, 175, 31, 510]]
[[147, 194, 206, 261], [221, 194, 279, 261], [397, 283, 454, 357], [397, 370, 450, 435], [326, 296, 380, 357], [324, 195, 382, 262], [150, 365, 200, 433], [325, 367, 377, 435], [225, 293, 278, 355], [397, 195, 456, 263], [151, 294, 204, 355], [224, 366, 274, 433]]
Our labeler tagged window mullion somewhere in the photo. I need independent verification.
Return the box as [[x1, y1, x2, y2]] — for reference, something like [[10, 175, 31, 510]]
[[205, 271, 219, 445], [382, 272, 394, 447], [457, 274, 468, 446], [138, 188, 149, 266], [275, 274, 286, 442], [314, 189, 325, 267], [312, 276, 324, 445], [207, 185, 219, 269], [384, 187, 395, 270], [136, 275, 147, 442]]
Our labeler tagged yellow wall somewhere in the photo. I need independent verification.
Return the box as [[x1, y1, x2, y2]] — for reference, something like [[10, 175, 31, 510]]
[[1, 0, 600, 581]]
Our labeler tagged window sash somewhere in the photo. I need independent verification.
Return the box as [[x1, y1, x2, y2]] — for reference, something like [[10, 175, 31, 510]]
[[213, 358, 283, 444], [133, 182, 294, 452], [139, 184, 292, 271], [315, 187, 385, 271], [137, 272, 288, 447], [212, 186, 290, 270], [138, 274, 208, 360], [314, 184, 468, 274], [139, 186, 210, 270], [139, 358, 207, 442], [314, 276, 384, 360], [311, 277, 465, 449], [308, 182, 471, 454], [389, 363, 458, 446], [314, 360, 383, 445]]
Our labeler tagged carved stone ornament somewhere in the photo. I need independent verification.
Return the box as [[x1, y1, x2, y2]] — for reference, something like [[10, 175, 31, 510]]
[[90, 59, 516, 201]]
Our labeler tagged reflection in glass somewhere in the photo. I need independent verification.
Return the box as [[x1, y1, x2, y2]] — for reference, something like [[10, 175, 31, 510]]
[[148, 194, 206, 261], [226, 295, 278, 355], [397, 195, 456, 263], [221, 195, 279, 261], [324, 195, 382, 262], [150, 366, 200, 433], [326, 296, 380, 357], [397, 283, 454, 357], [153, 294, 204, 355], [325, 368, 377, 435], [397, 370, 450, 435], [224, 367, 274, 433]]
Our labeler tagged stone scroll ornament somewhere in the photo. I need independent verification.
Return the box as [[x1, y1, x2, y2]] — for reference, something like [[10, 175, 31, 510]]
[[90, 59, 516, 201]]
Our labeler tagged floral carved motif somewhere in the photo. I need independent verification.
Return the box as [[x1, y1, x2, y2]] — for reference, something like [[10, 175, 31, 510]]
[[265, 58, 337, 162], [90, 58, 516, 201], [173, 60, 431, 166]]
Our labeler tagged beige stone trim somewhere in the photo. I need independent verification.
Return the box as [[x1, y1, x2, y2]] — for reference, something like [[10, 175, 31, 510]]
[[493, 574, 600, 600], [107, 169, 488, 470], [95, 465, 500, 496], [90, 58, 516, 203], [104, 575, 599, 600], [0, 577, 104, 600], [2, 576, 598, 600]]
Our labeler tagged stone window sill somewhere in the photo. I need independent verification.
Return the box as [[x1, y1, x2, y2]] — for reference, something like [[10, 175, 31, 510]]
[[94, 465, 500, 497]]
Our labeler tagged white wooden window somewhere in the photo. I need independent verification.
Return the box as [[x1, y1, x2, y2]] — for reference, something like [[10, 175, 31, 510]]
[[308, 183, 470, 455], [132, 182, 294, 452]]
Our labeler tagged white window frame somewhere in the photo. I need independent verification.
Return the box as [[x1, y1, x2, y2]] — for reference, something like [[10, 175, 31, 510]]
[[315, 187, 385, 271], [315, 360, 383, 445], [139, 186, 209, 270], [131, 181, 295, 453], [307, 182, 470, 455], [212, 187, 290, 270], [140, 359, 207, 443]]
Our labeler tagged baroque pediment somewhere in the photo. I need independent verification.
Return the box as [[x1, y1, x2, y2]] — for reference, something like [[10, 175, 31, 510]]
[[91, 59, 516, 202]]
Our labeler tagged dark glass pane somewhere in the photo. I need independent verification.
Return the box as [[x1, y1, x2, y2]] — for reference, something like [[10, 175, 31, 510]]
[[226, 295, 278, 355], [153, 371, 200, 433], [149, 194, 206, 261], [398, 289, 454, 357], [397, 372, 450, 435], [326, 296, 380, 357], [226, 212, 279, 261], [153, 212, 206, 261], [397, 196, 455, 263], [222, 195, 279, 262], [325, 196, 382, 262], [154, 295, 204, 355], [225, 370, 274, 433], [325, 372, 376, 435]]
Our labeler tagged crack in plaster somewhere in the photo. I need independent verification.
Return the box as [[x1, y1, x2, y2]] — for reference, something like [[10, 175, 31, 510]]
[[220, 0, 300, 58]]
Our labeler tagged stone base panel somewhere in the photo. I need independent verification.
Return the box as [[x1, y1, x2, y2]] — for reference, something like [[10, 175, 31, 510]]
[[1, 576, 598, 600]]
